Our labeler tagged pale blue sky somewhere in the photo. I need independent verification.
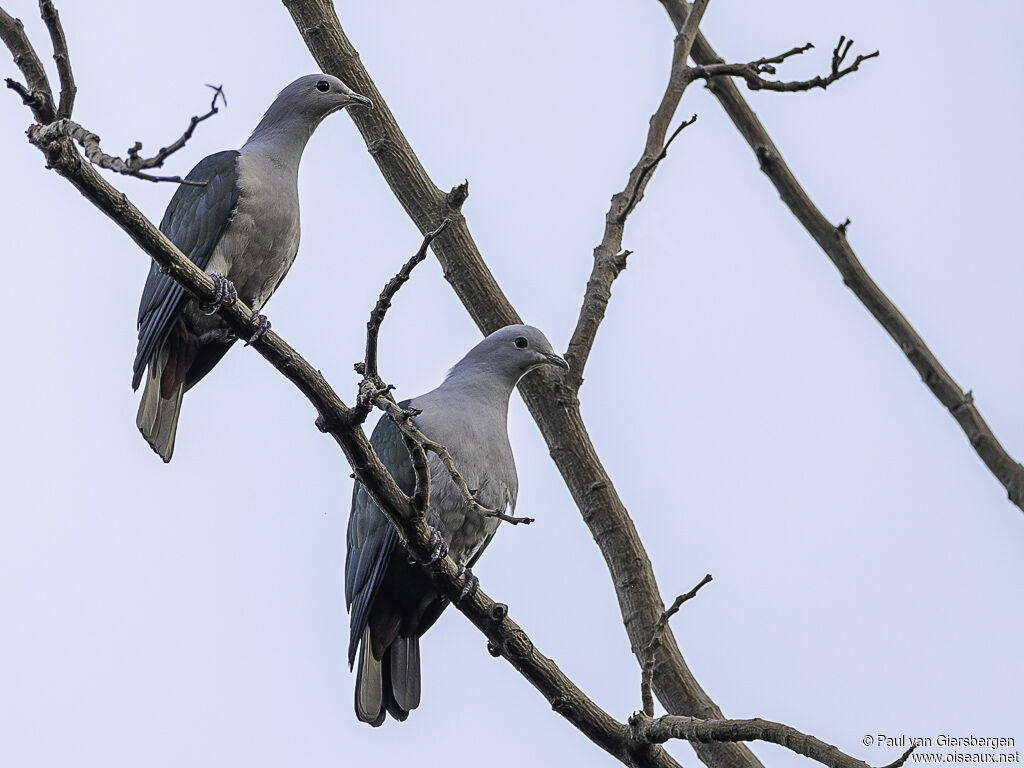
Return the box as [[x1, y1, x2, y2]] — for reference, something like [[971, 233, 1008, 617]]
[[1, 1, 1021, 766]]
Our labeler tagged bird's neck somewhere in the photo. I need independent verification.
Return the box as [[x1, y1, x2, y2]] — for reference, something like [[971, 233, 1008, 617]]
[[241, 113, 318, 174], [435, 368, 517, 418]]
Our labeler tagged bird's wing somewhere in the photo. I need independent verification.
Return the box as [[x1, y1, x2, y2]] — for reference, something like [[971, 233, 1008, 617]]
[[131, 150, 241, 390], [345, 407, 416, 667]]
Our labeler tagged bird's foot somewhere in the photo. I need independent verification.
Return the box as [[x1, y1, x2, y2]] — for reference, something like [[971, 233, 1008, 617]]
[[244, 313, 272, 347], [426, 527, 449, 565], [200, 273, 238, 315], [455, 565, 479, 604]]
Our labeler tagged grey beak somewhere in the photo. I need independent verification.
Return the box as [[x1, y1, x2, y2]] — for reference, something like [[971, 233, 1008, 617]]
[[346, 93, 373, 109], [544, 352, 569, 370]]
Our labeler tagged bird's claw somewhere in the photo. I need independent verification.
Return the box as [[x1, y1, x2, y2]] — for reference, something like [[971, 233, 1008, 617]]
[[244, 313, 272, 346], [201, 273, 238, 315], [426, 528, 449, 565], [455, 565, 479, 604]]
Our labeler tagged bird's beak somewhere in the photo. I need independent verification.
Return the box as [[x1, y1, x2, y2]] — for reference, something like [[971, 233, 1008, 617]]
[[346, 93, 373, 109], [543, 352, 569, 370]]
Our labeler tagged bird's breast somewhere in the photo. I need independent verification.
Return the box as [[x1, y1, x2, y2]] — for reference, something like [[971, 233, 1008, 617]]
[[206, 153, 301, 311]]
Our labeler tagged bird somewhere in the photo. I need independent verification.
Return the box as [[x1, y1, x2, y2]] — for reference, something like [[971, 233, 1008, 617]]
[[132, 74, 372, 462], [345, 324, 568, 726]]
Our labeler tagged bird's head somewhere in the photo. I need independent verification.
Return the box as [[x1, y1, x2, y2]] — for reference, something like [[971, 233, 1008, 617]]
[[447, 325, 568, 389], [280, 73, 373, 124]]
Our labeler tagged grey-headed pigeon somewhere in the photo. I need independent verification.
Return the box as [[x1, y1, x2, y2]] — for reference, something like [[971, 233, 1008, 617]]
[[345, 324, 568, 726], [133, 74, 371, 461]]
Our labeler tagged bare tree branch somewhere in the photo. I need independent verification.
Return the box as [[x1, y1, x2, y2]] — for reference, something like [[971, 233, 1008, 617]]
[[660, 0, 1024, 515], [619, 114, 697, 223], [641, 574, 713, 716], [38, 0, 73, 119], [691, 36, 879, 92], [0, 5, 55, 122], [564, 24, 878, 394], [27, 113, 219, 185], [357, 218, 451, 387], [564, 0, 707, 391], [122, 83, 226, 173], [629, 713, 914, 768], [372, 393, 536, 526]]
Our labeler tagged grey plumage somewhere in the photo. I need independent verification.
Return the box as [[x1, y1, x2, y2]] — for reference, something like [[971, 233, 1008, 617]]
[[133, 74, 371, 461], [345, 325, 569, 726]]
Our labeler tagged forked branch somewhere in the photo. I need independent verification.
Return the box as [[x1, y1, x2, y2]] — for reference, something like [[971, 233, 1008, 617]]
[[24, 84, 226, 185], [692, 36, 879, 92]]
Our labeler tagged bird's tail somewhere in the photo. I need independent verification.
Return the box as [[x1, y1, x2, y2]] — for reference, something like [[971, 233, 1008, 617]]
[[355, 628, 385, 726], [355, 630, 421, 726], [136, 345, 185, 463]]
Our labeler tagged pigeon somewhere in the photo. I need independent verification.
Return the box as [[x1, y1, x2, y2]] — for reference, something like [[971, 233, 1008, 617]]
[[133, 74, 371, 461], [346, 324, 568, 726]]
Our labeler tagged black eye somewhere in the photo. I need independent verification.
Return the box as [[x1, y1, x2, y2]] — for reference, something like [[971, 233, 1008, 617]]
[[514, 336, 528, 349], [316, 79, 330, 93]]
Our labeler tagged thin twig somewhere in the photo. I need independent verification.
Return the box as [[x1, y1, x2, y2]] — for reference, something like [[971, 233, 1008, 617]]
[[24, 85, 226, 186], [564, 2, 708, 391], [640, 574, 712, 716], [4, 75, 32, 104], [360, 218, 451, 383], [29, 118, 207, 185], [124, 84, 226, 171], [373, 392, 534, 525], [38, 0, 74, 119], [485, 508, 535, 525], [878, 746, 917, 768], [619, 114, 697, 221], [692, 36, 880, 92]]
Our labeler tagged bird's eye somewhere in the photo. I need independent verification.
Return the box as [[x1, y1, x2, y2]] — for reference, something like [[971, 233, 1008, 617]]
[[316, 79, 330, 93], [514, 336, 528, 349]]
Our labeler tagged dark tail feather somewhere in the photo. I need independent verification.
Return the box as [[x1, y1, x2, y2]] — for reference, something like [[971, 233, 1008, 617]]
[[136, 345, 185, 463], [355, 628, 385, 727], [387, 635, 420, 715]]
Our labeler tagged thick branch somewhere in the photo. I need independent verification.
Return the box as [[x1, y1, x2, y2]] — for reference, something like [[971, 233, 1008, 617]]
[[27, 84, 225, 186], [283, 3, 762, 767], [0, 5, 55, 122], [662, 0, 1024, 514], [630, 714, 912, 768], [29, 118, 213, 185]]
